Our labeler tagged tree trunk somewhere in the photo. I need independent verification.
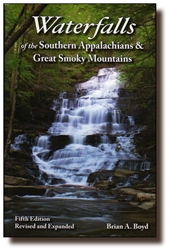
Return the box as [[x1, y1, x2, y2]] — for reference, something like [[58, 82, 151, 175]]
[[5, 4, 47, 54], [10, 42, 17, 103], [37, 63, 42, 85], [4, 39, 23, 163], [5, 4, 27, 42]]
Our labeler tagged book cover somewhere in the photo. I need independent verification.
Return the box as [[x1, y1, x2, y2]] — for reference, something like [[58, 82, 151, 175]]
[[4, 3, 156, 238]]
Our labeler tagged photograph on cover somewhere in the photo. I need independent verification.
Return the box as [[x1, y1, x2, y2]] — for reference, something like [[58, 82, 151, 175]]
[[4, 3, 156, 237]]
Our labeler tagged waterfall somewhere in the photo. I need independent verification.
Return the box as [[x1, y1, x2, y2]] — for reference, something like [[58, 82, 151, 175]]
[[31, 68, 150, 185], [11, 134, 27, 150]]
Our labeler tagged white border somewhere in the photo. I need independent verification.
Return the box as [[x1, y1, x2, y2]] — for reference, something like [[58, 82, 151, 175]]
[[1, 1, 169, 249]]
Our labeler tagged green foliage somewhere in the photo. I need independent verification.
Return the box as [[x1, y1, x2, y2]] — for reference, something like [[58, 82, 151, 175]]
[[4, 3, 156, 130], [17, 89, 34, 100], [4, 4, 24, 34], [20, 57, 34, 83]]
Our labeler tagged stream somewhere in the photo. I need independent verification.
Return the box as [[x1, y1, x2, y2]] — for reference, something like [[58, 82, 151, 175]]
[[4, 68, 155, 237]]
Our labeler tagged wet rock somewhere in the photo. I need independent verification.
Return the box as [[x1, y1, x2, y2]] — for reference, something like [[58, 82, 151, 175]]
[[10, 133, 34, 153], [136, 192, 155, 201], [5, 162, 42, 185], [113, 169, 139, 178], [141, 187, 156, 193], [44, 185, 100, 199], [130, 201, 155, 210], [134, 128, 156, 162], [94, 180, 116, 190], [76, 88, 88, 97], [87, 170, 114, 184], [84, 134, 116, 146], [5, 175, 32, 186], [35, 151, 53, 161], [84, 134, 101, 146], [4, 196, 12, 202], [40, 172, 49, 182], [50, 177, 66, 185], [115, 159, 151, 171], [4, 185, 46, 197], [136, 201, 155, 210], [108, 135, 117, 143], [120, 187, 156, 202], [45, 189, 56, 197], [49, 135, 72, 150], [9, 149, 32, 161], [39, 172, 66, 185], [120, 188, 139, 196]]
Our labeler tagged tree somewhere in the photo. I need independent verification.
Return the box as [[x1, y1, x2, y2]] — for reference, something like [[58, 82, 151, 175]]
[[4, 4, 47, 163], [4, 3, 156, 163], [5, 4, 47, 54], [4, 38, 23, 162]]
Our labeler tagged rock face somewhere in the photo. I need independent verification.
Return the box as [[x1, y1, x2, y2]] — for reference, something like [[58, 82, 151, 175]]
[[5, 159, 42, 185], [49, 135, 72, 151], [5, 175, 32, 186], [117, 87, 156, 163], [87, 167, 155, 188], [84, 134, 116, 146], [134, 127, 156, 165]]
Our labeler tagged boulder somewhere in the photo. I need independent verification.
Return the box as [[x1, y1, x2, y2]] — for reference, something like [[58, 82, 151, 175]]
[[120, 188, 156, 201], [4, 196, 12, 202], [130, 201, 155, 210], [84, 134, 116, 146], [84, 134, 101, 146], [5, 175, 32, 186], [49, 177, 66, 185], [94, 180, 116, 190], [120, 188, 139, 196], [136, 201, 155, 210], [5, 162, 42, 185], [49, 135, 72, 151], [40, 172, 66, 185], [87, 170, 114, 183], [136, 192, 155, 201], [113, 169, 139, 178], [108, 135, 117, 143]]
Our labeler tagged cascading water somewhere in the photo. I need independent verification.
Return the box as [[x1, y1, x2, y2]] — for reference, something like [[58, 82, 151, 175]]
[[5, 68, 155, 238], [32, 68, 150, 185], [11, 134, 27, 150]]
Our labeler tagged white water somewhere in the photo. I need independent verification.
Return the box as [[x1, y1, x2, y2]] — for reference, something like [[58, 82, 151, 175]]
[[32, 68, 149, 185], [11, 134, 27, 150]]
